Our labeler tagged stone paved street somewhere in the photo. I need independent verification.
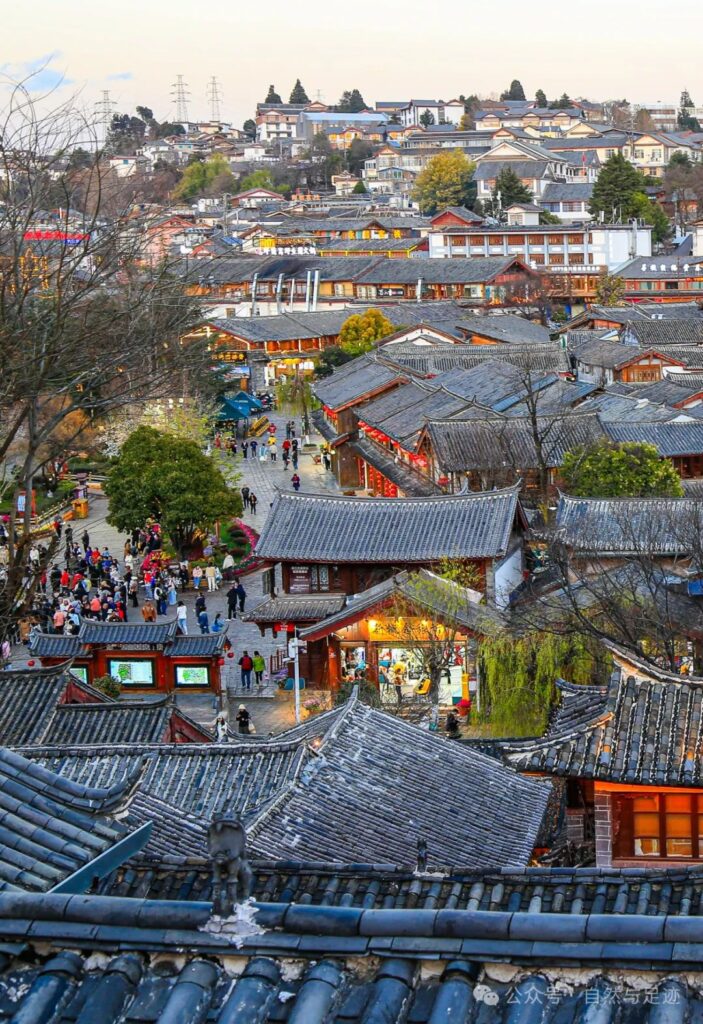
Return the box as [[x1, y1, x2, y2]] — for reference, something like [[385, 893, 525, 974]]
[[10, 410, 341, 736]]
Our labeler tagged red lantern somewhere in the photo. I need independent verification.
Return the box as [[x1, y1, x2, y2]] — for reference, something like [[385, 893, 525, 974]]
[[227, 652, 235, 659], [27, 660, 35, 667], [218, 657, 225, 666]]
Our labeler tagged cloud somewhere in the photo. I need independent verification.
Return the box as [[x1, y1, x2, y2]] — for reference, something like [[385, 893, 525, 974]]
[[0, 53, 73, 92], [107, 71, 133, 81]]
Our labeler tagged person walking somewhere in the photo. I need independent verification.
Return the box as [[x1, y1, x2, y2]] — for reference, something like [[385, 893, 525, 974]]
[[269, 441, 277, 463], [291, 473, 301, 492], [291, 449, 298, 470], [176, 600, 188, 635], [129, 577, 139, 608], [198, 608, 210, 634], [253, 650, 265, 688], [249, 493, 258, 515], [235, 581, 247, 613], [239, 650, 253, 690], [250, 439, 258, 458], [81, 529, 90, 551], [205, 563, 217, 592], [226, 585, 238, 620], [236, 704, 251, 735], [241, 485, 250, 510]]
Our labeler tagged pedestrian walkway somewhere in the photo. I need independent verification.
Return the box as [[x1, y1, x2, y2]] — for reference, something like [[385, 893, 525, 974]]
[[9, 408, 341, 737]]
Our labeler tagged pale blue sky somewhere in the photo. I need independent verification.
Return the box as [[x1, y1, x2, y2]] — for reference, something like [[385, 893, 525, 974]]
[[4, 0, 703, 127]]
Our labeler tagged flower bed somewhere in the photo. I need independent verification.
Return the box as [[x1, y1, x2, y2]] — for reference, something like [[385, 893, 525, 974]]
[[228, 519, 261, 575]]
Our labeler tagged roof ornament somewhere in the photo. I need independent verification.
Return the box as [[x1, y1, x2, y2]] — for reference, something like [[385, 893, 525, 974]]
[[208, 814, 253, 917], [416, 836, 428, 872]]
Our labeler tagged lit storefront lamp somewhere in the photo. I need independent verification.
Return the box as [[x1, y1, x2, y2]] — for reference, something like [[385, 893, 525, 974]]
[[368, 619, 377, 632]]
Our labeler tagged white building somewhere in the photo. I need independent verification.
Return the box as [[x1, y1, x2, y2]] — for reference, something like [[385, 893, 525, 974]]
[[398, 99, 464, 128], [427, 221, 652, 273]]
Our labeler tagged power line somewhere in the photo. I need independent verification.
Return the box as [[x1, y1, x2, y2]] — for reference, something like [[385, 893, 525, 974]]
[[206, 76, 222, 121], [171, 75, 190, 123]]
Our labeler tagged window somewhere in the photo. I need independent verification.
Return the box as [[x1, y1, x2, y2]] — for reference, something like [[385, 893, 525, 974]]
[[488, 235, 503, 246], [615, 792, 702, 859], [107, 659, 155, 687], [548, 235, 564, 245], [507, 235, 525, 245], [288, 564, 337, 593], [567, 234, 584, 245], [528, 236, 545, 246], [549, 254, 565, 264]]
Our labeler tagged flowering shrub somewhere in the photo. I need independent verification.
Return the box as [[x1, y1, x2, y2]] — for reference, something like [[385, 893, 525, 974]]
[[228, 519, 261, 575]]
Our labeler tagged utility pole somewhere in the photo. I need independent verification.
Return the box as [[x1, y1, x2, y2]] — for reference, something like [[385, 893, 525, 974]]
[[171, 75, 191, 124], [206, 76, 222, 121], [288, 631, 304, 724], [94, 90, 115, 149]]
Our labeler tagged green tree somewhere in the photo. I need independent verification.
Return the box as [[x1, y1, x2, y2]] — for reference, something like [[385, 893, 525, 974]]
[[411, 149, 476, 214], [678, 90, 700, 131], [173, 153, 236, 200], [485, 166, 533, 217], [276, 375, 317, 436], [352, 178, 367, 194], [588, 153, 647, 220], [315, 346, 354, 378], [535, 89, 548, 107], [104, 427, 241, 556], [265, 85, 282, 103], [552, 93, 572, 109], [238, 168, 275, 191], [634, 108, 655, 132], [628, 191, 671, 243], [289, 79, 309, 104], [539, 210, 561, 224], [595, 272, 626, 305], [500, 80, 526, 101], [419, 109, 435, 127], [306, 132, 343, 187], [66, 148, 92, 171], [242, 119, 257, 139], [339, 308, 395, 355], [347, 138, 375, 175], [561, 440, 684, 498], [337, 89, 367, 113], [669, 151, 692, 168]]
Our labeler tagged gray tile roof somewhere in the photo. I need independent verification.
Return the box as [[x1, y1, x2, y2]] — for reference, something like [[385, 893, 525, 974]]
[[243, 593, 347, 624], [350, 437, 442, 494], [555, 494, 703, 556], [312, 356, 404, 410], [5, 916, 703, 1020], [248, 695, 550, 866], [578, 390, 678, 421], [425, 413, 606, 472], [362, 386, 473, 446], [170, 633, 227, 657], [100, 854, 703, 915], [255, 488, 520, 562], [624, 319, 703, 346], [603, 420, 703, 456], [0, 747, 143, 893], [0, 666, 79, 744], [572, 338, 669, 370], [619, 378, 701, 405], [474, 159, 551, 180], [78, 621, 179, 645], [299, 569, 506, 641], [352, 256, 525, 285], [379, 343, 571, 375], [28, 742, 309, 857], [44, 704, 173, 746], [540, 181, 594, 202], [457, 313, 550, 344], [503, 660, 703, 787]]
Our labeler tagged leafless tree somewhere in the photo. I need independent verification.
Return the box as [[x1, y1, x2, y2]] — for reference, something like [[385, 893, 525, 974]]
[[0, 76, 212, 640]]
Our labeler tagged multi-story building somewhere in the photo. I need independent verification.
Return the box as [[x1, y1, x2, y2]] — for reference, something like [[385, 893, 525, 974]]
[[296, 110, 389, 142], [255, 102, 310, 142], [426, 221, 652, 273]]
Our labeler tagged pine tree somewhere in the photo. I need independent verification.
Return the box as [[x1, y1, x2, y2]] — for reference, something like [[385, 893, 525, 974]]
[[338, 89, 367, 113], [535, 89, 547, 107], [500, 80, 526, 102], [488, 166, 533, 216], [264, 85, 282, 104], [588, 153, 647, 220], [289, 79, 310, 104]]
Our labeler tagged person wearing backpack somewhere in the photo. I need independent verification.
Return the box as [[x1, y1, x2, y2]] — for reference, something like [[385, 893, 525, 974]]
[[239, 650, 253, 690]]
